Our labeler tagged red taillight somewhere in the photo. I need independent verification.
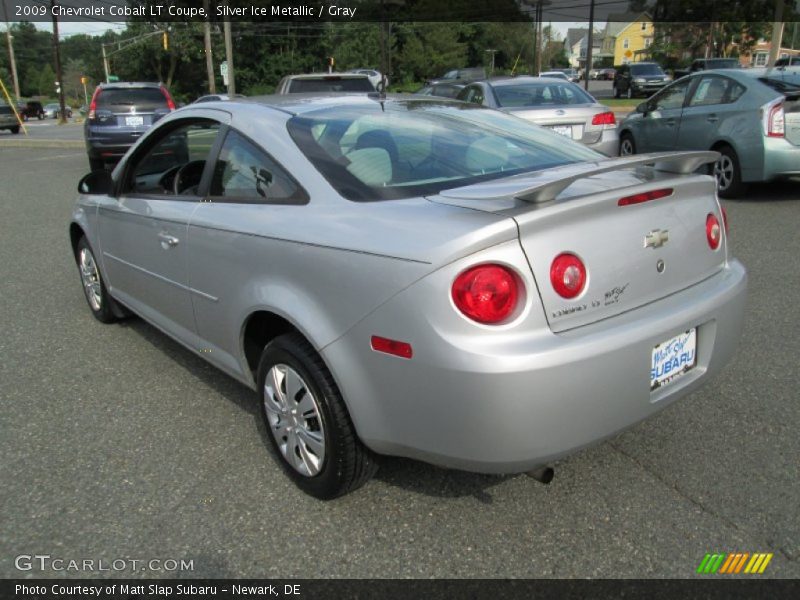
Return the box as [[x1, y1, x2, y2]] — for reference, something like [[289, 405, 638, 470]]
[[591, 111, 616, 126], [618, 188, 673, 206], [161, 86, 176, 111], [706, 213, 722, 250], [451, 264, 519, 324], [88, 87, 101, 120], [766, 103, 784, 138], [550, 253, 587, 299], [370, 336, 413, 359]]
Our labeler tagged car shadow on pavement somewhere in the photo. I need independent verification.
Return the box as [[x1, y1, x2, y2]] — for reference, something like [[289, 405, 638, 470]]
[[730, 179, 800, 202], [122, 317, 518, 503]]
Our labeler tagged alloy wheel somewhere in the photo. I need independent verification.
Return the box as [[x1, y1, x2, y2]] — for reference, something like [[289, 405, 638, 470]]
[[79, 247, 103, 311], [264, 364, 326, 477], [714, 155, 734, 191]]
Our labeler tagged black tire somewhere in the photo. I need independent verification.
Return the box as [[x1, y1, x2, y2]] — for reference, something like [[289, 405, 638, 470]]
[[11, 126, 20, 134], [37, 113, 44, 120], [626, 85, 634, 99], [88, 157, 104, 172], [619, 132, 636, 156], [257, 332, 378, 499], [613, 84, 620, 99], [713, 145, 746, 199], [75, 236, 122, 324]]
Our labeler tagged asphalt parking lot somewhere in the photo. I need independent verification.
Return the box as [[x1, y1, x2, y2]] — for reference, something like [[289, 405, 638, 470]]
[[0, 146, 798, 579]]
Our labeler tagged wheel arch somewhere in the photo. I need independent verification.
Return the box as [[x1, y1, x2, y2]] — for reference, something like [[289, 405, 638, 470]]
[[69, 222, 86, 262]]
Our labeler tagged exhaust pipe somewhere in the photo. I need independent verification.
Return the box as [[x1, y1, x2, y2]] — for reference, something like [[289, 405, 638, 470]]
[[526, 466, 554, 484]]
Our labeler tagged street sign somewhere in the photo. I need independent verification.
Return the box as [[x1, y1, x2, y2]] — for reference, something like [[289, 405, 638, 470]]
[[108, 75, 120, 82], [220, 61, 229, 86]]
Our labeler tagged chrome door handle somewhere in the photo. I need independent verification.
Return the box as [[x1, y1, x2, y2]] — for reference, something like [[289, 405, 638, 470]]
[[158, 232, 179, 249]]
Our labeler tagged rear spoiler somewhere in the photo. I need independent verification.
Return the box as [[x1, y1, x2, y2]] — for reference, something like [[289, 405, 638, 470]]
[[439, 151, 719, 204]]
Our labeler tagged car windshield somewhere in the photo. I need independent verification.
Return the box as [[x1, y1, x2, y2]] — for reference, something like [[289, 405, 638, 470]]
[[287, 101, 600, 201], [494, 81, 594, 107], [630, 64, 665, 76], [96, 88, 167, 110], [706, 59, 739, 68], [287, 78, 375, 93]]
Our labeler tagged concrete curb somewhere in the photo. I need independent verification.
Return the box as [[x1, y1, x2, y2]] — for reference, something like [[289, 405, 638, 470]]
[[0, 139, 84, 149]]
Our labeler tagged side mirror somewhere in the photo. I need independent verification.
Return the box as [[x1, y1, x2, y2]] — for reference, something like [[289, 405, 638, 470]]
[[376, 80, 386, 93], [78, 170, 113, 195], [635, 102, 649, 114]]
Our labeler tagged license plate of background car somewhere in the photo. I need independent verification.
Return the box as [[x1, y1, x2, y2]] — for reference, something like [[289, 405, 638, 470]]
[[550, 125, 572, 138], [125, 116, 144, 127], [650, 328, 697, 391]]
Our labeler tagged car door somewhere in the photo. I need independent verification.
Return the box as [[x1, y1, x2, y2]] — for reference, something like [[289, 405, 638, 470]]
[[675, 75, 746, 151], [186, 129, 310, 379], [635, 77, 693, 152], [95, 117, 224, 346]]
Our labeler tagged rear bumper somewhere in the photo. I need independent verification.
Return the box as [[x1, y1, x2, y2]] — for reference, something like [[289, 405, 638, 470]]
[[323, 260, 747, 474], [762, 137, 800, 180], [585, 129, 619, 156]]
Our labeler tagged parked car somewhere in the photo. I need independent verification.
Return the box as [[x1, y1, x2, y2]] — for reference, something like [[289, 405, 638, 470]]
[[590, 68, 615, 80], [84, 82, 176, 171], [456, 76, 619, 155], [275, 73, 375, 94], [427, 67, 487, 85], [673, 58, 741, 80], [0, 103, 21, 134], [618, 68, 800, 197], [193, 94, 246, 103], [347, 69, 388, 90], [614, 63, 671, 98], [69, 94, 746, 498], [538, 71, 570, 81], [20, 100, 45, 120], [414, 82, 466, 99], [554, 68, 580, 82], [44, 103, 73, 119]]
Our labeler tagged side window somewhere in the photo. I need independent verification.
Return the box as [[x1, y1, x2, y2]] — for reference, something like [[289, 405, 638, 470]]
[[125, 120, 220, 196], [650, 79, 691, 111], [689, 76, 745, 107], [210, 130, 306, 204], [461, 86, 484, 104]]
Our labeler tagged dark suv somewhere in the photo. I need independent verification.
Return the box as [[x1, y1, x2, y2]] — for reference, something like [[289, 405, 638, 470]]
[[84, 82, 176, 170], [20, 101, 45, 120], [613, 63, 671, 98]]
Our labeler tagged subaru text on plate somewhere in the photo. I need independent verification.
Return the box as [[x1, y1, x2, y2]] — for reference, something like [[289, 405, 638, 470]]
[[69, 95, 747, 499]]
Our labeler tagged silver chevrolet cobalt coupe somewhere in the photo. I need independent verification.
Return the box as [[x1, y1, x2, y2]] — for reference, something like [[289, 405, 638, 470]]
[[70, 95, 747, 499]]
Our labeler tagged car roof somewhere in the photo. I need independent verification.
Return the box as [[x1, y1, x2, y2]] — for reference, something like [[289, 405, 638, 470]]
[[97, 82, 163, 89], [283, 73, 370, 80], [207, 93, 459, 116]]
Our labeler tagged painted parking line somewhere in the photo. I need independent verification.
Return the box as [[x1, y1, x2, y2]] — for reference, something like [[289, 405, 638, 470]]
[[28, 152, 84, 160]]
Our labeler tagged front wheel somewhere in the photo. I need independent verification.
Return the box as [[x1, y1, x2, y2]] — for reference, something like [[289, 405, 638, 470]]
[[613, 84, 620, 99], [626, 86, 634, 99], [75, 236, 122, 323], [713, 146, 746, 198], [11, 126, 20, 134], [257, 333, 378, 499], [619, 132, 636, 156]]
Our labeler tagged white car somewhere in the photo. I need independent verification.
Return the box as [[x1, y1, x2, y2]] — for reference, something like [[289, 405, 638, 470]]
[[348, 69, 388, 90]]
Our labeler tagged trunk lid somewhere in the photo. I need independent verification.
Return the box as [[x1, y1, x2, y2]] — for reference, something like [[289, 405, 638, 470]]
[[428, 152, 726, 332], [504, 104, 607, 145]]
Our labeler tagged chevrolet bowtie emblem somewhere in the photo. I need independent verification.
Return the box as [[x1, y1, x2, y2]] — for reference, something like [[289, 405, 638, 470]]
[[644, 229, 669, 249]]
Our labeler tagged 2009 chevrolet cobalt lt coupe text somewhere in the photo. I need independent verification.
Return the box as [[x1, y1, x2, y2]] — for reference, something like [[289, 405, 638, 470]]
[[70, 95, 747, 499]]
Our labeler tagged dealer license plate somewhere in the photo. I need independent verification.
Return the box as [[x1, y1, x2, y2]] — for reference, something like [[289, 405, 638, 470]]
[[650, 328, 697, 390], [125, 116, 144, 127], [550, 125, 572, 138]]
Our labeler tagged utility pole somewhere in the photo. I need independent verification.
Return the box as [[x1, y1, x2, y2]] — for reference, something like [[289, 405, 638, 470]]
[[485, 49, 497, 76], [101, 44, 110, 83], [536, 2, 544, 74], [50, 0, 67, 124], [1, 3, 20, 100], [584, 0, 595, 90], [223, 2, 235, 95], [767, 0, 785, 67], [203, 0, 216, 94]]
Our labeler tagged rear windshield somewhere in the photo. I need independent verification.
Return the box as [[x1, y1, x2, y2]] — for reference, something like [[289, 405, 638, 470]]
[[706, 59, 739, 69], [630, 64, 665, 76], [494, 81, 594, 107], [287, 78, 375, 93], [287, 101, 600, 201], [96, 88, 168, 109]]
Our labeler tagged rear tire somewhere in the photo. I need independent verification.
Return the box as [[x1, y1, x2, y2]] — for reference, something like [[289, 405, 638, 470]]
[[614, 84, 620, 99], [257, 333, 378, 499], [713, 145, 746, 198], [11, 126, 20, 134]]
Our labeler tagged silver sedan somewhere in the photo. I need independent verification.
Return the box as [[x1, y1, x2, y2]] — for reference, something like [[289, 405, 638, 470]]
[[70, 95, 746, 499], [456, 76, 619, 155]]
